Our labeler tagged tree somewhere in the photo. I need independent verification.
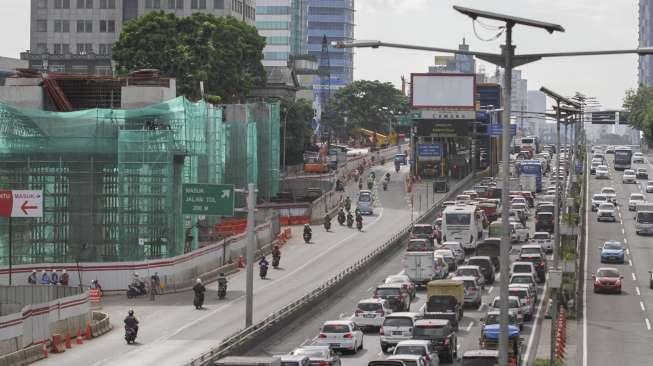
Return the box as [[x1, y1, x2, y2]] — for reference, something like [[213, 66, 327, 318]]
[[322, 80, 409, 136], [278, 98, 315, 166], [113, 11, 266, 102], [623, 85, 653, 138]]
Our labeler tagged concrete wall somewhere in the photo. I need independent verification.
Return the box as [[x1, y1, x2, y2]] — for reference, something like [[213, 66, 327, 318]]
[[0, 79, 43, 109], [120, 80, 176, 109]]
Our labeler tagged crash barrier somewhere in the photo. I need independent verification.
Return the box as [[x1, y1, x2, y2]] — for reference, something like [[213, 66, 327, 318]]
[[214, 219, 247, 237], [555, 306, 567, 362], [89, 289, 101, 305], [186, 170, 484, 366], [90, 311, 112, 338], [0, 343, 45, 366]]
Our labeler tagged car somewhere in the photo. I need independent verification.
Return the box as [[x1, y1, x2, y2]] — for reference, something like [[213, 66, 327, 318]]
[[380, 312, 422, 353], [315, 320, 364, 353], [395, 153, 407, 165], [518, 253, 547, 283], [593, 267, 623, 294], [531, 232, 553, 253], [520, 243, 547, 258], [637, 167, 649, 179], [353, 298, 393, 330], [434, 249, 457, 272], [601, 187, 617, 203], [412, 319, 457, 362], [357, 190, 374, 215], [385, 355, 429, 366], [481, 309, 519, 330], [595, 165, 609, 179], [629, 193, 646, 211], [466, 256, 495, 284], [407, 239, 435, 252], [606, 146, 615, 154], [440, 241, 465, 264], [385, 274, 416, 300], [633, 152, 645, 163], [535, 212, 554, 233], [600, 240, 626, 264], [451, 275, 482, 308], [374, 284, 410, 312], [489, 295, 524, 329], [290, 346, 341, 366], [590, 161, 601, 175], [432, 255, 449, 280], [411, 224, 437, 244], [508, 285, 535, 321], [392, 340, 440, 366], [622, 169, 637, 184], [536, 203, 555, 215], [455, 265, 486, 287], [591, 194, 608, 211], [647, 181, 653, 193], [509, 273, 537, 298], [511, 203, 529, 219], [510, 221, 530, 242], [597, 203, 617, 222], [511, 196, 528, 206], [510, 282, 539, 303], [280, 355, 311, 366]]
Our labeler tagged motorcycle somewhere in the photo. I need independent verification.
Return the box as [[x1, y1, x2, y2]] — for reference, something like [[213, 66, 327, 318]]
[[335, 180, 344, 192], [358, 181, 363, 190], [217, 283, 227, 299], [382, 181, 388, 191], [346, 214, 354, 228], [367, 180, 373, 190], [338, 211, 346, 225], [324, 219, 331, 231], [126, 282, 147, 299], [356, 219, 363, 231], [125, 326, 137, 344], [259, 263, 269, 279], [272, 254, 281, 268], [395, 161, 400, 172], [303, 231, 312, 243]]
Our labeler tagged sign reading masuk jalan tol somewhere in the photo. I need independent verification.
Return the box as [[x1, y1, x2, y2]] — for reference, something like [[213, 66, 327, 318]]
[[0, 190, 43, 218], [182, 184, 235, 216]]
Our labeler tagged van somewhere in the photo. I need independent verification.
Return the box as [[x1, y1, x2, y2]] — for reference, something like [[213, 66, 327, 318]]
[[357, 190, 374, 215], [380, 312, 422, 353]]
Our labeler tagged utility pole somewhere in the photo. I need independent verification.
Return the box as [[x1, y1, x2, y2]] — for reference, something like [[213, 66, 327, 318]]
[[244, 183, 256, 327]]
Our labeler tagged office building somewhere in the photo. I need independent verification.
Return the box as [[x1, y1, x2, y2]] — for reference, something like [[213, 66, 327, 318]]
[[23, 0, 255, 75], [490, 68, 528, 134], [526, 90, 546, 137], [256, 0, 308, 67], [640, 0, 653, 85]]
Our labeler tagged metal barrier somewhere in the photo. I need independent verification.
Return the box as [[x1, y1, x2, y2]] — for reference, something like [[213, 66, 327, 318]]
[[186, 171, 484, 366]]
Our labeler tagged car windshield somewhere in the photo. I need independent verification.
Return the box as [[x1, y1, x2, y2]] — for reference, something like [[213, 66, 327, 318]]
[[511, 276, 532, 284], [533, 233, 549, 240], [358, 193, 371, 202], [597, 269, 620, 278], [413, 326, 448, 337], [394, 346, 427, 356], [509, 290, 527, 299], [386, 276, 409, 284], [637, 212, 653, 223], [322, 324, 350, 333], [446, 213, 471, 225], [631, 195, 645, 201], [513, 264, 532, 273], [412, 226, 433, 235], [407, 241, 431, 251], [598, 204, 614, 210], [604, 242, 623, 250], [376, 288, 401, 297], [602, 189, 615, 195], [358, 302, 382, 311], [457, 268, 478, 277], [293, 348, 328, 358], [384, 318, 413, 327], [492, 298, 519, 308], [521, 248, 540, 255]]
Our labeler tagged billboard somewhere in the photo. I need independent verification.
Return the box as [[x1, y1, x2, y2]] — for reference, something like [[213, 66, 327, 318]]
[[590, 111, 616, 124], [411, 73, 476, 109]]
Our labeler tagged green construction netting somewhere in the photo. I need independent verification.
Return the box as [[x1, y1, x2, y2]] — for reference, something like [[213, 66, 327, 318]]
[[0, 97, 279, 264]]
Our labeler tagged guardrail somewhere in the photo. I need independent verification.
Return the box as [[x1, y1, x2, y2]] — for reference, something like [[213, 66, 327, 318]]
[[186, 170, 484, 366]]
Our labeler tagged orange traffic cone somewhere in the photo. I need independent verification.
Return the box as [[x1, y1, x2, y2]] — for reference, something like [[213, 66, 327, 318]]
[[85, 324, 92, 340], [237, 256, 245, 268], [65, 332, 72, 349], [76, 328, 83, 344], [42, 343, 48, 358]]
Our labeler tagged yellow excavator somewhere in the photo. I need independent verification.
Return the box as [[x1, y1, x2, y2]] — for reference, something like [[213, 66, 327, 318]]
[[354, 128, 397, 149]]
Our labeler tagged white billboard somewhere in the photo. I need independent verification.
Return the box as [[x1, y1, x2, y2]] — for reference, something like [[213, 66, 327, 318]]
[[411, 73, 476, 109]]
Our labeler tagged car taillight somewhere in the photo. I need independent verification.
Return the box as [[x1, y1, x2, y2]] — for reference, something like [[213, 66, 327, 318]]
[[318, 333, 327, 338], [318, 362, 328, 366], [343, 333, 353, 338], [443, 337, 450, 346], [379, 328, 384, 335]]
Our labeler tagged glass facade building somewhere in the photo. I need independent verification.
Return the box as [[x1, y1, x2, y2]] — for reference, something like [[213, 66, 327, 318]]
[[640, 0, 653, 86], [256, 0, 309, 67]]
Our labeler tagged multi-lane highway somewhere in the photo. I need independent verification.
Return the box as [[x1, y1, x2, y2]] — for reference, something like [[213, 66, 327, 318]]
[[37, 162, 450, 366], [584, 152, 653, 366]]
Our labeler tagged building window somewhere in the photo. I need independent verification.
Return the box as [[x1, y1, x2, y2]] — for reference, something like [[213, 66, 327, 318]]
[[37, 0, 48, 9], [71, 65, 89, 74], [96, 66, 112, 75], [36, 20, 48, 32], [53, 43, 70, 55], [213, 0, 223, 9], [257, 6, 290, 15], [54, 20, 70, 32], [100, 20, 115, 32], [49, 64, 66, 72], [168, 0, 183, 9], [36, 43, 48, 53], [76, 0, 92, 8], [76, 43, 93, 54], [145, 0, 161, 9], [191, 0, 206, 9], [100, 0, 115, 8], [256, 21, 289, 30], [99, 43, 113, 55], [77, 20, 93, 32], [55, 0, 71, 9]]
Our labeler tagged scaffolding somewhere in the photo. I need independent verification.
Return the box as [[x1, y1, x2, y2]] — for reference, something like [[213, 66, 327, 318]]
[[0, 97, 278, 264]]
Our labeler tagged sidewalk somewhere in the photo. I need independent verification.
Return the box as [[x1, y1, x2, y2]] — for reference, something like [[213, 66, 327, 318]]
[[534, 316, 578, 366]]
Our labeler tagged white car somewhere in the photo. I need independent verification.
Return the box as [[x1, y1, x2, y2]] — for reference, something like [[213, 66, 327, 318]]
[[590, 161, 601, 175], [591, 194, 608, 211], [636, 167, 648, 179], [509, 285, 535, 321], [597, 203, 616, 222], [393, 340, 440, 366], [489, 295, 524, 329], [510, 221, 530, 242], [596, 165, 609, 179], [622, 169, 637, 184], [601, 187, 617, 203], [509, 273, 537, 298], [353, 298, 393, 329], [440, 241, 465, 264], [633, 152, 645, 164], [629, 193, 646, 211], [647, 181, 653, 193], [531, 232, 553, 253], [315, 320, 364, 353]]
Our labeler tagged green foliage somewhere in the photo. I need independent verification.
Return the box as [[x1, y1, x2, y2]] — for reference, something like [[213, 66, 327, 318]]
[[322, 80, 409, 135], [623, 85, 653, 139], [278, 98, 315, 166], [562, 212, 580, 225], [113, 11, 266, 102]]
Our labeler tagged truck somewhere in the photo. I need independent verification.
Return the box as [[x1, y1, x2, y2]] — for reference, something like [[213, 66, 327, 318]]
[[404, 251, 436, 287], [424, 280, 464, 330]]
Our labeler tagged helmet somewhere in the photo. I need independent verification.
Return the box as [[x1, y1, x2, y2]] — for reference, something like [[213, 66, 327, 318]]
[[304, 223, 310, 228], [134, 272, 139, 277], [196, 278, 202, 284], [128, 309, 134, 316]]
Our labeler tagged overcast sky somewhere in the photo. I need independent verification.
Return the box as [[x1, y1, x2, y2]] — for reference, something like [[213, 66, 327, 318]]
[[0, 0, 640, 109]]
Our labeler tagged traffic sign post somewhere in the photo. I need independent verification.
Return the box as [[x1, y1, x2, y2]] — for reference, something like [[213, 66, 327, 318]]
[[0, 190, 43, 285]]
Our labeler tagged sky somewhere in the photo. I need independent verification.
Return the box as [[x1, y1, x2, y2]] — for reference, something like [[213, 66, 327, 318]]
[[0, 0, 641, 109]]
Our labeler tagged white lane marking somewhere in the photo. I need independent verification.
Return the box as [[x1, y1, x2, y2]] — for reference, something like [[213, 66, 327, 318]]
[[633, 273, 638, 281], [488, 286, 494, 294], [620, 219, 623, 225], [477, 302, 484, 311], [629, 259, 633, 266], [641, 301, 646, 312], [524, 280, 549, 366], [367, 287, 373, 292], [419, 303, 426, 312], [465, 321, 474, 332], [646, 318, 652, 331], [636, 286, 641, 296], [622, 228, 626, 234]]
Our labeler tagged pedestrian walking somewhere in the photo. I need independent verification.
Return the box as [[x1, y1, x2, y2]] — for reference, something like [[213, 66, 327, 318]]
[[60, 269, 69, 286], [193, 278, 206, 310], [27, 270, 37, 285], [151, 272, 160, 295], [51, 269, 59, 285], [40, 269, 50, 285]]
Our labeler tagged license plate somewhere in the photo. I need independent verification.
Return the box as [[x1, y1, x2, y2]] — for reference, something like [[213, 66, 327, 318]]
[[364, 314, 376, 318], [537, 240, 544, 244], [392, 331, 403, 335], [331, 343, 340, 347]]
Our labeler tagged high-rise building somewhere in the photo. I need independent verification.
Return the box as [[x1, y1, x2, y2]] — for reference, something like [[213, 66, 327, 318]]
[[490, 68, 528, 134], [526, 90, 546, 136], [256, 0, 308, 67], [640, 0, 653, 85], [23, 0, 256, 75], [428, 39, 475, 74]]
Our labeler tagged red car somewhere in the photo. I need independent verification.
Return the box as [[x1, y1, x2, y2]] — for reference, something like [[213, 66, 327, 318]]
[[593, 267, 623, 294]]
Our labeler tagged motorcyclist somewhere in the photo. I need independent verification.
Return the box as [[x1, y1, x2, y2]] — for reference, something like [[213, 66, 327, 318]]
[[344, 197, 351, 211], [217, 272, 228, 296], [131, 273, 146, 295], [355, 210, 363, 224], [337, 208, 346, 225], [346, 211, 354, 227], [303, 223, 312, 236], [272, 245, 281, 261], [193, 278, 206, 309], [124, 309, 139, 337], [385, 172, 391, 182], [259, 257, 270, 278]]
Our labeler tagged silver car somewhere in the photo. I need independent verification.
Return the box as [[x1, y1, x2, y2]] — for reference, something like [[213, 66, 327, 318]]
[[440, 241, 465, 264], [451, 275, 482, 308], [622, 169, 637, 184], [597, 203, 616, 222], [629, 193, 646, 211]]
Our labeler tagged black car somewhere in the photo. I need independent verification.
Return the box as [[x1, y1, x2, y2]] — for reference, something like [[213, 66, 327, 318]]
[[374, 284, 410, 312], [412, 319, 458, 362], [535, 212, 555, 233], [466, 256, 496, 284], [518, 253, 546, 282]]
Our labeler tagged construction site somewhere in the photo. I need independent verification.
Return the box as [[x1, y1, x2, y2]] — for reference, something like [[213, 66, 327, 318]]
[[0, 71, 280, 265]]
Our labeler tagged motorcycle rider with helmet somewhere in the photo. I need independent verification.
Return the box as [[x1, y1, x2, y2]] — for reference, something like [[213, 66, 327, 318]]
[[337, 207, 346, 225], [124, 309, 139, 340]]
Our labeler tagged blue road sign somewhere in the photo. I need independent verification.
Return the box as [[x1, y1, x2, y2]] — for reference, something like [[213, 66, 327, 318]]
[[418, 143, 442, 157], [488, 124, 517, 137]]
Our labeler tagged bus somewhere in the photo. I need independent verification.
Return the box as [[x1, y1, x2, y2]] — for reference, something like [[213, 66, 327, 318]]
[[517, 160, 543, 193], [613, 146, 633, 171], [442, 204, 484, 251], [520, 136, 539, 154]]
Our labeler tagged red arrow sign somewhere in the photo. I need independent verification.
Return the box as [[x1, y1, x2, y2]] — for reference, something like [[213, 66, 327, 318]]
[[21, 201, 38, 215]]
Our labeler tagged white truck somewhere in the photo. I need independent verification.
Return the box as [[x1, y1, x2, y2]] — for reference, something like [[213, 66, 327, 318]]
[[404, 251, 436, 287], [519, 175, 536, 193]]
